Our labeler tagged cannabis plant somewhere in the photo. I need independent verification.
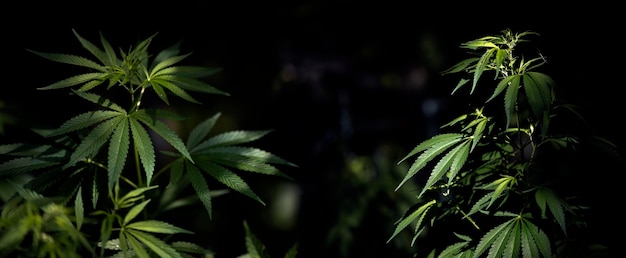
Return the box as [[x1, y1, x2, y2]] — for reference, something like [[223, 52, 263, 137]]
[[0, 29, 297, 257], [388, 29, 618, 257]]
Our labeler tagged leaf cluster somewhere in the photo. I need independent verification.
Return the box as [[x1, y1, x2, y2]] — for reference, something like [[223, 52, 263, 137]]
[[0, 29, 297, 257], [388, 29, 617, 257]]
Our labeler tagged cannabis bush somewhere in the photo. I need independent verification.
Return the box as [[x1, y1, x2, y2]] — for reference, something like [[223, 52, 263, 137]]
[[388, 29, 618, 257], [0, 29, 298, 258]]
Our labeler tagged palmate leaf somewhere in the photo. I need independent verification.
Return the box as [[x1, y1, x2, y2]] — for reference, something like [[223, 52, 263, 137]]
[[65, 117, 122, 169], [131, 110, 193, 163], [534, 187, 567, 236], [150, 78, 201, 104], [124, 229, 182, 258], [396, 133, 465, 191], [243, 220, 271, 258], [474, 215, 552, 258], [523, 72, 553, 120], [387, 199, 436, 244], [196, 159, 265, 206], [72, 29, 120, 66], [129, 119, 156, 185], [108, 117, 130, 191], [420, 140, 470, 198], [186, 162, 214, 219]]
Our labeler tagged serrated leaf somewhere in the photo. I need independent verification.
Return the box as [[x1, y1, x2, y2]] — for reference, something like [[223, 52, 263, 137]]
[[150, 78, 201, 104], [155, 74, 229, 96], [65, 117, 122, 169], [118, 185, 158, 208], [474, 218, 515, 257], [206, 152, 292, 180], [171, 241, 213, 255], [387, 199, 436, 243], [202, 146, 297, 167], [71, 90, 126, 113], [47, 110, 120, 137], [124, 232, 150, 258], [503, 76, 519, 128], [108, 117, 130, 191], [26, 50, 106, 71], [0, 157, 60, 176], [36, 73, 107, 90], [72, 29, 108, 65], [487, 74, 520, 103], [535, 187, 567, 236], [472, 47, 497, 94], [244, 220, 271, 258], [75, 187, 84, 230], [420, 140, 470, 198], [191, 130, 272, 152], [442, 57, 480, 75], [150, 54, 192, 76], [126, 228, 182, 258], [186, 113, 220, 149], [396, 134, 464, 191], [123, 199, 151, 226], [186, 162, 213, 219], [132, 110, 193, 163], [126, 220, 193, 234], [129, 119, 156, 185], [197, 160, 265, 205]]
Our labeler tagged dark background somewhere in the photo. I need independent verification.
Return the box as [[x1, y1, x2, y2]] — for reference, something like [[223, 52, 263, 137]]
[[3, 1, 623, 257]]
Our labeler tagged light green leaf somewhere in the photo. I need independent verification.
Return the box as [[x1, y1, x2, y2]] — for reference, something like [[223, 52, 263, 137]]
[[150, 78, 201, 104], [206, 152, 292, 180], [36, 73, 107, 90], [244, 220, 271, 258], [127, 228, 182, 258], [474, 218, 515, 257], [75, 187, 84, 230], [396, 134, 464, 191], [387, 199, 436, 243], [503, 76, 519, 128], [149, 54, 192, 76], [201, 146, 298, 167], [123, 199, 151, 226], [472, 47, 497, 94], [26, 50, 106, 71], [126, 220, 193, 234]]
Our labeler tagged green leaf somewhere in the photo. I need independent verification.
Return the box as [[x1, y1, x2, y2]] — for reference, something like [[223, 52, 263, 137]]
[[171, 241, 213, 255], [387, 199, 436, 243], [191, 130, 273, 152], [129, 119, 156, 185], [156, 75, 229, 96], [523, 72, 553, 119], [186, 162, 213, 219], [205, 152, 293, 180], [474, 218, 515, 257], [74, 187, 84, 230], [126, 228, 182, 258], [72, 29, 109, 65], [71, 90, 126, 113], [0, 157, 60, 176], [117, 185, 158, 208], [420, 140, 469, 198], [186, 113, 221, 149], [123, 199, 151, 226], [26, 50, 106, 71], [65, 117, 122, 169], [47, 110, 120, 137], [149, 53, 192, 76], [197, 160, 265, 205], [108, 117, 130, 191], [132, 110, 193, 163], [36, 72, 107, 90], [441, 57, 480, 75], [201, 146, 297, 167], [124, 232, 150, 258], [396, 133, 464, 191], [535, 187, 567, 236], [503, 76, 520, 128], [244, 220, 271, 258], [487, 74, 520, 103], [126, 220, 193, 234], [472, 47, 497, 94], [151, 79, 201, 104]]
